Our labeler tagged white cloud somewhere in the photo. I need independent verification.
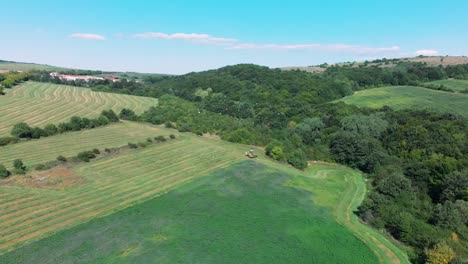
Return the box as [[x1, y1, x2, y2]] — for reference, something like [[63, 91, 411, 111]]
[[133, 32, 237, 45], [69, 33, 107, 41], [226, 43, 400, 54], [415, 49, 439, 56]]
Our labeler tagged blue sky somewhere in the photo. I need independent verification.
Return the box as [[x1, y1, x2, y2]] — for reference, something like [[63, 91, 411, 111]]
[[1, 0, 467, 74]]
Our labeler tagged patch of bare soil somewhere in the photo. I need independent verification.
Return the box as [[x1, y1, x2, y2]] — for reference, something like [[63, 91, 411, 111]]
[[0, 165, 85, 190]]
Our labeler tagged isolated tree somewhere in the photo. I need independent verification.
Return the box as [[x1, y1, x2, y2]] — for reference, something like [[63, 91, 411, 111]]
[[0, 164, 9, 178], [13, 159, 26, 174]]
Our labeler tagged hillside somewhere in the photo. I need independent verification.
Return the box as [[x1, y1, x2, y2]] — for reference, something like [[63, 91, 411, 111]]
[[282, 56, 468, 72], [338, 86, 468, 117], [0, 128, 408, 263], [0, 82, 157, 136]]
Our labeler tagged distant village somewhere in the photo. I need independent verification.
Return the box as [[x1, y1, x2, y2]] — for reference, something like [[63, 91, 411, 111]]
[[50, 72, 120, 82]]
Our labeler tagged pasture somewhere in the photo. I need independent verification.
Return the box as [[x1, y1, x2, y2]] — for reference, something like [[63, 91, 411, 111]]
[[0, 121, 170, 170], [0, 82, 157, 136], [339, 86, 468, 117], [425, 79, 468, 92]]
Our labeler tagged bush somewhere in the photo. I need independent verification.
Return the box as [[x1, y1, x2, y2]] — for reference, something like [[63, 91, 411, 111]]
[[13, 159, 26, 174], [0, 136, 19, 146], [286, 150, 308, 170], [101, 109, 119, 122], [178, 123, 191, 132], [154, 135, 166, 142], [196, 131, 203, 136], [138, 142, 149, 148], [169, 134, 176, 139], [128, 143, 138, 149], [104, 148, 112, 153], [92, 148, 100, 154], [0, 164, 10, 178], [119, 108, 138, 121], [35, 164, 47, 171], [57, 155, 67, 162], [164, 121, 174, 128], [77, 151, 96, 162], [147, 137, 153, 142], [11, 122, 33, 138]]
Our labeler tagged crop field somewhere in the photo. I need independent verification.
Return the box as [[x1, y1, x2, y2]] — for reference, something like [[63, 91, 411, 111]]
[[0, 121, 171, 170], [0, 133, 241, 254], [339, 86, 468, 117], [0, 82, 157, 136], [425, 79, 468, 92]]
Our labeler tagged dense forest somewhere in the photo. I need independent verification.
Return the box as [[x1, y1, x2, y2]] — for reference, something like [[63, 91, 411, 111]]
[[5, 61, 468, 262]]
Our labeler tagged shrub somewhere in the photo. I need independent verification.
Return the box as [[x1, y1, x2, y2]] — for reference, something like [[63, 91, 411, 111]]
[[11, 122, 33, 138], [164, 121, 174, 128], [0, 136, 19, 146], [138, 142, 149, 148], [92, 148, 100, 154], [43, 124, 58, 136], [77, 151, 96, 162], [104, 148, 112, 153], [101, 109, 119, 122], [154, 135, 166, 142], [0, 164, 10, 178], [35, 164, 47, 171], [196, 131, 203, 136], [13, 159, 26, 174], [178, 123, 191, 132], [147, 137, 153, 142], [128, 143, 138, 149], [169, 134, 176, 139], [286, 150, 308, 170], [57, 155, 67, 162], [119, 108, 138, 121]]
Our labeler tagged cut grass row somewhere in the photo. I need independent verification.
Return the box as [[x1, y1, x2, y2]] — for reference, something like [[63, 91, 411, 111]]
[[0, 121, 168, 169], [338, 86, 468, 117], [0, 82, 158, 136], [0, 135, 241, 253]]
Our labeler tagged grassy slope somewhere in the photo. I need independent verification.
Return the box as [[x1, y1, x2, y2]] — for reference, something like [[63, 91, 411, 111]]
[[425, 79, 468, 92], [0, 161, 379, 264], [0, 132, 241, 253], [339, 86, 468, 117], [0, 61, 65, 72], [0, 127, 409, 263], [0, 82, 157, 136], [0, 121, 170, 169]]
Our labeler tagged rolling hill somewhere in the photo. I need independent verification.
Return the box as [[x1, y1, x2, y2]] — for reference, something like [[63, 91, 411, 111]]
[[0, 128, 408, 263], [338, 86, 468, 117], [0, 82, 157, 136]]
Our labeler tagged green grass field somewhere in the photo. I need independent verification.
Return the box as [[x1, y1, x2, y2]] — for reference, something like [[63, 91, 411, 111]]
[[339, 86, 468, 117], [0, 121, 171, 170], [0, 161, 380, 263], [0, 82, 157, 136], [425, 79, 468, 92], [0, 126, 409, 263]]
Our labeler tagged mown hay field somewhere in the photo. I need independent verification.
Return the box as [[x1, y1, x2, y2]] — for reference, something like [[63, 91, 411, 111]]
[[0, 121, 169, 170], [0, 82, 157, 136], [0, 133, 241, 254], [339, 86, 468, 117]]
